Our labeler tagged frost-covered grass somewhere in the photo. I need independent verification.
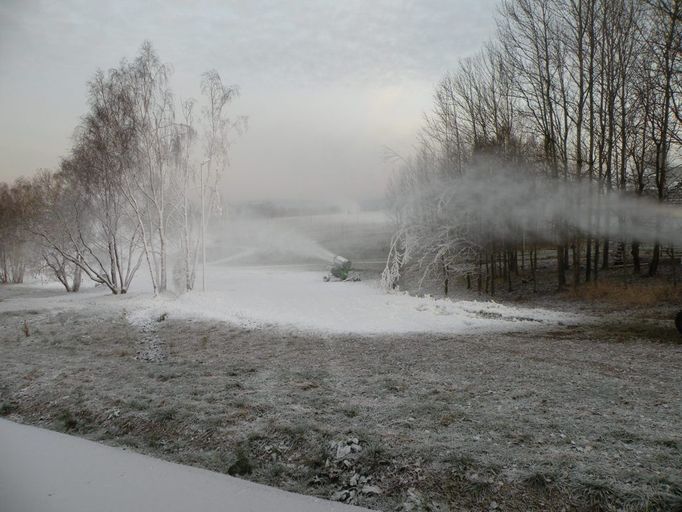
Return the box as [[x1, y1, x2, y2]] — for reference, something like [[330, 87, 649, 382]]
[[0, 418, 368, 512], [1, 280, 681, 511]]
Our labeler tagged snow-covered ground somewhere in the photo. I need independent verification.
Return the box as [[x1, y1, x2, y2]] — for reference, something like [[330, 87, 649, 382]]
[[1, 265, 578, 335], [163, 265, 578, 334], [0, 418, 369, 512]]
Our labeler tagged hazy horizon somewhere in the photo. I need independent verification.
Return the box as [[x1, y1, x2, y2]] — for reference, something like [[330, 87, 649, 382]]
[[0, 0, 497, 202]]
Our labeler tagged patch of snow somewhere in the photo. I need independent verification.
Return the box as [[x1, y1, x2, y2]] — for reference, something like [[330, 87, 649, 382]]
[[1, 266, 579, 335], [152, 266, 578, 335]]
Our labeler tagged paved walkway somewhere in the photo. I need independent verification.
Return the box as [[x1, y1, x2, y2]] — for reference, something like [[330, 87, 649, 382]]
[[0, 419, 371, 512]]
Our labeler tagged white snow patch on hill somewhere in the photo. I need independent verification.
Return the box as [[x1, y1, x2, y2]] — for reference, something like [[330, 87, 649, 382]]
[[157, 266, 577, 334], [0, 266, 579, 335]]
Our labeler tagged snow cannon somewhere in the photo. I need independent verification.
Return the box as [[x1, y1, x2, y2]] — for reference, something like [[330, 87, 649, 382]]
[[323, 255, 360, 281], [331, 255, 352, 279]]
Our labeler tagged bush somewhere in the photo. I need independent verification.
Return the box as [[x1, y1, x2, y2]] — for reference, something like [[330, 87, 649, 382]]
[[228, 445, 253, 476], [0, 402, 16, 416]]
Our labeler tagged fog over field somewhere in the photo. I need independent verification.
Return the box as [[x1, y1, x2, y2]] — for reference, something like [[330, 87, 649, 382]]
[[0, 0, 497, 202], [1, 1, 681, 511]]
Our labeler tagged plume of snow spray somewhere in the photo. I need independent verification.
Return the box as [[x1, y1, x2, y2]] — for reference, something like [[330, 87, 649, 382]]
[[212, 217, 335, 265], [395, 169, 682, 247], [383, 163, 682, 289]]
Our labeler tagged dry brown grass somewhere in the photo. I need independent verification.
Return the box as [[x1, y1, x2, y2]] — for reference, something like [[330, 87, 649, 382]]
[[567, 279, 682, 306]]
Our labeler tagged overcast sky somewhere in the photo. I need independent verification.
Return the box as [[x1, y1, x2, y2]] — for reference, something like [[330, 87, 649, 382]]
[[0, 0, 498, 203]]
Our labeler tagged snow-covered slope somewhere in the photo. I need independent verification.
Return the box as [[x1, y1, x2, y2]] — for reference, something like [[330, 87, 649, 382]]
[[158, 265, 577, 334], [0, 266, 578, 335]]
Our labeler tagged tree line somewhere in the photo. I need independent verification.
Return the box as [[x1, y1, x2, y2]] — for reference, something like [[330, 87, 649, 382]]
[[0, 41, 243, 294], [383, 0, 681, 295]]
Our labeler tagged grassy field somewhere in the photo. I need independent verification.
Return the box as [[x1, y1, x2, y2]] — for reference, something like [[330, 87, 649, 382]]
[[1, 287, 681, 511]]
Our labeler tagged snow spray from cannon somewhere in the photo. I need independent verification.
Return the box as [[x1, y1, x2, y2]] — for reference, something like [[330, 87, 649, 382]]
[[213, 218, 336, 265], [386, 159, 682, 330], [390, 166, 682, 249]]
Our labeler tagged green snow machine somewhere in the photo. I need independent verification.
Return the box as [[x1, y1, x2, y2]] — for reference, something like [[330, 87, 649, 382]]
[[331, 255, 352, 280]]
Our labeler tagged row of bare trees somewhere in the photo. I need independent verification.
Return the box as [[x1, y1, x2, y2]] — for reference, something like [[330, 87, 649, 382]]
[[0, 42, 243, 294], [384, 0, 681, 294], [0, 182, 32, 284]]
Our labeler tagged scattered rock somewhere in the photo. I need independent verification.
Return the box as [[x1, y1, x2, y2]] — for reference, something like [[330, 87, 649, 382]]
[[336, 444, 352, 459], [401, 488, 425, 511], [361, 484, 382, 495], [331, 437, 363, 460], [331, 489, 357, 503]]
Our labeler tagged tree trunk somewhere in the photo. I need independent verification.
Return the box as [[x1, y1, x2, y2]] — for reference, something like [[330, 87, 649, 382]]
[[572, 239, 580, 289], [585, 235, 592, 281], [648, 243, 660, 277], [490, 251, 496, 296], [158, 221, 167, 293], [530, 247, 538, 293], [593, 238, 600, 282], [631, 241, 640, 274], [506, 250, 512, 292], [72, 262, 82, 292], [557, 245, 566, 289]]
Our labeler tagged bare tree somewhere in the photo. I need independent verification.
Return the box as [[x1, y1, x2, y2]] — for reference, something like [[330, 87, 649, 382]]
[[386, 0, 681, 297], [643, 0, 681, 275], [2, 41, 245, 295], [50, 94, 145, 294], [198, 69, 243, 291], [0, 180, 34, 284], [27, 171, 83, 292]]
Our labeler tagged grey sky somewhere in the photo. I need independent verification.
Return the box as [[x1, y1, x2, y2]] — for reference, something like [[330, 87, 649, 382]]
[[0, 0, 497, 202]]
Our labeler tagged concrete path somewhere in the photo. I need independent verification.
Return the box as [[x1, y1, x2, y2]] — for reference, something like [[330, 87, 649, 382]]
[[0, 419, 371, 512]]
